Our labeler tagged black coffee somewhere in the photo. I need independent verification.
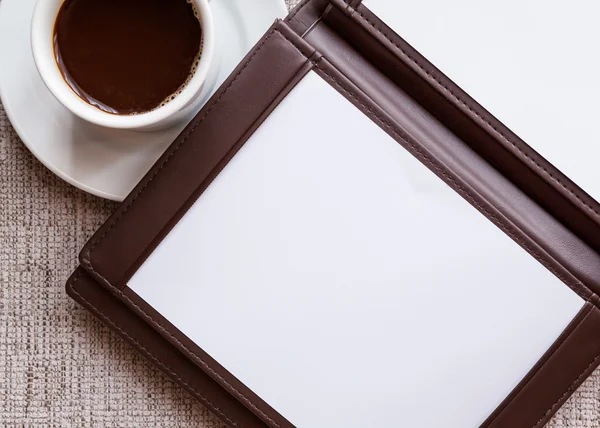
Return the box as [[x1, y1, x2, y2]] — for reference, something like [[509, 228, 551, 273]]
[[54, 0, 202, 115]]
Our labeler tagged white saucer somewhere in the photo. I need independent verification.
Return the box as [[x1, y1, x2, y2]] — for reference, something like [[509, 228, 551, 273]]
[[0, 0, 287, 201]]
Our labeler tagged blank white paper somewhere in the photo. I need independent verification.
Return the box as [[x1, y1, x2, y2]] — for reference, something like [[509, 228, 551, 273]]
[[129, 72, 584, 428]]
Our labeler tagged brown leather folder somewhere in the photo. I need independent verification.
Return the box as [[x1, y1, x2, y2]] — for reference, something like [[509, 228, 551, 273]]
[[67, 1, 600, 426]]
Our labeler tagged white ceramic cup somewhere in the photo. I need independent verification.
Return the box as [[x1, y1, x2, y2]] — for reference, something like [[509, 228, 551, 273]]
[[31, 0, 215, 130]]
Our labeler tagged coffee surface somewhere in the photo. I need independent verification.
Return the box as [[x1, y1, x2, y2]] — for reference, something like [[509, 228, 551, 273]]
[[55, 0, 202, 115]]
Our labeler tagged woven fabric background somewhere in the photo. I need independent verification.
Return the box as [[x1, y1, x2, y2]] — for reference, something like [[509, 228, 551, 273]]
[[0, 0, 599, 426]]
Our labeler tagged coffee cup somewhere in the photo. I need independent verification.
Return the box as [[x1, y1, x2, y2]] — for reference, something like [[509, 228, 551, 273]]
[[31, 0, 215, 131]]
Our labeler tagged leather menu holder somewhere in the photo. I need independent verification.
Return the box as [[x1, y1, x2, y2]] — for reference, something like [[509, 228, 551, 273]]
[[66, 1, 600, 427]]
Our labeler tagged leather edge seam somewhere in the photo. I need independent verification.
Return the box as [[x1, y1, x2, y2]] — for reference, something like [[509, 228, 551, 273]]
[[117, 48, 319, 288], [66, 270, 243, 428], [482, 296, 598, 427], [532, 295, 600, 428], [80, 24, 284, 287], [313, 59, 592, 302], [342, 2, 600, 224]]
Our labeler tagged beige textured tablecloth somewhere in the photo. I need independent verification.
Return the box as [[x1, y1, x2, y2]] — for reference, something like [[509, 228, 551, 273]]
[[1, 0, 599, 426]]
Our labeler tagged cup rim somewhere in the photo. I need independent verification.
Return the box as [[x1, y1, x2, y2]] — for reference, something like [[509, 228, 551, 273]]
[[31, 0, 214, 130]]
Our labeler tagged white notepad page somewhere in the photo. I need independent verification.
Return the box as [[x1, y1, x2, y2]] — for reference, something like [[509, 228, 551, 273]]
[[129, 72, 583, 428], [365, 0, 600, 203]]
